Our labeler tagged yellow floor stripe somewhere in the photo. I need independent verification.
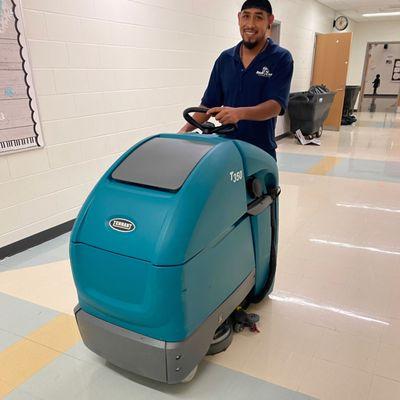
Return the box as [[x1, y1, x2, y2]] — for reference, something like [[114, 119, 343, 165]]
[[0, 379, 13, 398], [0, 314, 81, 397], [307, 156, 341, 176]]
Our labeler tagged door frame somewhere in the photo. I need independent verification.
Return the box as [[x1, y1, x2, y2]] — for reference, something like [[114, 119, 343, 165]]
[[310, 32, 352, 130], [270, 20, 281, 44], [358, 41, 400, 112], [310, 32, 321, 85]]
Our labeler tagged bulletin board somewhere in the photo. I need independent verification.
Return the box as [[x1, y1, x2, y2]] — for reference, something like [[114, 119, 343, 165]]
[[0, 0, 43, 154], [392, 59, 400, 82]]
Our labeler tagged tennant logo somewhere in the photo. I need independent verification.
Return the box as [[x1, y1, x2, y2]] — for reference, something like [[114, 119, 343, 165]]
[[109, 218, 135, 233]]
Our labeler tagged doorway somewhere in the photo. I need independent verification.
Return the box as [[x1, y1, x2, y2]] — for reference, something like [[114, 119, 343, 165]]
[[271, 21, 287, 137], [311, 32, 352, 131], [358, 41, 400, 114], [270, 21, 281, 44]]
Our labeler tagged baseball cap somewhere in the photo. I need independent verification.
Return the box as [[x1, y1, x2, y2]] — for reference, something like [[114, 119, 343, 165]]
[[241, 0, 273, 14]]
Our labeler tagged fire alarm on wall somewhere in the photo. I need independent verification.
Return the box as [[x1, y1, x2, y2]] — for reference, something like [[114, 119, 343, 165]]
[[333, 15, 349, 31]]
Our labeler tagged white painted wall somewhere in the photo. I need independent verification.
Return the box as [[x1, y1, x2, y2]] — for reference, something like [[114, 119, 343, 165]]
[[0, 0, 335, 248], [347, 20, 400, 86], [364, 43, 400, 95]]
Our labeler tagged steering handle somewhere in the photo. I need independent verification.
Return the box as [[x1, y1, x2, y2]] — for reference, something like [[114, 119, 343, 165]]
[[183, 107, 237, 135]]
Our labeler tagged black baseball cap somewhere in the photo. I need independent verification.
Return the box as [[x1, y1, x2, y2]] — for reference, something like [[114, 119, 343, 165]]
[[241, 0, 273, 14]]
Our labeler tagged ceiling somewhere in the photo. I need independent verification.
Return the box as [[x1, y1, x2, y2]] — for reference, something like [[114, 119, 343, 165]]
[[318, 0, 400, 21]]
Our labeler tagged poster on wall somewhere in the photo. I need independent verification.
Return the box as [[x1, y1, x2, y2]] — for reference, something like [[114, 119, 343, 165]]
[[392, 59, 400, 82], [0, 0, 43, 154]]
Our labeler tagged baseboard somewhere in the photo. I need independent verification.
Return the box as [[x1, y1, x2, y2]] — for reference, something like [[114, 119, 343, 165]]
[[0, 219, 75, 260], [276, 131, 291, 141], [363, 94, 398, 98]]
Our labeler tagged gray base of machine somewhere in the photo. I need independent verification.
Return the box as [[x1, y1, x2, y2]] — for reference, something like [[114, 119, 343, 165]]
[[74, 269, 255, 384]]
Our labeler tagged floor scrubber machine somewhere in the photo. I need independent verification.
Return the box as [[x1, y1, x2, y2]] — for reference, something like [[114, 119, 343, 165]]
[[70, 107, 280, 384]]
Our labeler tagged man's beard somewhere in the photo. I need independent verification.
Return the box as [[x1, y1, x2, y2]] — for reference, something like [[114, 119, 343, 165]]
[[243, 40, 258, 50]]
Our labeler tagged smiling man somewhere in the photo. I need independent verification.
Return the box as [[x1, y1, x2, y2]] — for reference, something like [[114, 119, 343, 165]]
[[179, 0, 293, 160]]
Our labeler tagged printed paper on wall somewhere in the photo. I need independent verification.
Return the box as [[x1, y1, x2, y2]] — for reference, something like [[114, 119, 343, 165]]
[[392, 59, 400, 82], [0, 0, 44, 154]]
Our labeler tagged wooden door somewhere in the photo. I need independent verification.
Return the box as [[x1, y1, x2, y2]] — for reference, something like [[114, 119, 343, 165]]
[[311, 32, 352, 131]]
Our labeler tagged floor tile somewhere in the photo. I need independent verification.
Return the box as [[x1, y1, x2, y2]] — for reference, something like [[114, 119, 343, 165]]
[[0, 233, 70, 272], [76, 361, 316, 400], [315, 330, 379, 372], [381, 318, 400, 346], [0, 329, 21, 352], [299, 358, 372, 400], [16, 354, 102, 400], [277, 153, 323, 174], [0, 261, 77, 316], [374, 343, 400, 382], [0, 338, 60, 392], [5, 388, 45, 400], [0, 292, 58, 337], [65, 341, 105, 365], [1, 379, 13, 399], [368, 375, 400, 400]]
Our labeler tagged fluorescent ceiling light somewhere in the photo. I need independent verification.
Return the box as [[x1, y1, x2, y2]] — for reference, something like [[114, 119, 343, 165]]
[[362, 11, 400, 17]]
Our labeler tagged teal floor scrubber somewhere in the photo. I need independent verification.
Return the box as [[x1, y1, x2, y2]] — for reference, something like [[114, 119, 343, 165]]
[[70, 107, 280, 383]]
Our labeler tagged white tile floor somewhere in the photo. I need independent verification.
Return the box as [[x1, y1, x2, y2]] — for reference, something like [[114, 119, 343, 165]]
[[211, 110, 400, 399]]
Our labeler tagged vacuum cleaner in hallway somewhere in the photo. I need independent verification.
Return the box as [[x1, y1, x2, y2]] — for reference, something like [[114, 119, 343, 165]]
[[69, 107, 280, 383]]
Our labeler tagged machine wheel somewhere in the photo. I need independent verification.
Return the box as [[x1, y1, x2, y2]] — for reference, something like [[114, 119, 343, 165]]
[[316, 126, 323, 138], [182, 365, 198, 383], [206, 319, 233, 356], [233, 322, 244, 333]]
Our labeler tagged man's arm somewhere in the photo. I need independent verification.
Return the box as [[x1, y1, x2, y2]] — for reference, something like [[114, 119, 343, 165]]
[[178, 105, 211, 133], [208, 100, 281, 125]]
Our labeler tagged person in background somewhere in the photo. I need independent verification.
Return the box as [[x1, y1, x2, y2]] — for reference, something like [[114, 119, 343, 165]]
[[179, 0, 293, 161], [372, 74, 381, 96]]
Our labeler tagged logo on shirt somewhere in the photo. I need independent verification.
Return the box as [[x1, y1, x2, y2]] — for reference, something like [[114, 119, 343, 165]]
[[256, 66, 273, 78]]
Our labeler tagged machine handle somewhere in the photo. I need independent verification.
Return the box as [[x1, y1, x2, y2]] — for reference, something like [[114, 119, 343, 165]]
[[247, 195, 273, 216], [183, 107, 237, 135]]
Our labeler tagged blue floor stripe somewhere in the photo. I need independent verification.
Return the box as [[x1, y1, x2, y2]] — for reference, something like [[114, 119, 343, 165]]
[[278, 152, 400, 183], [327, 158, 400, 183], [277, 153, 323, 173], [0, 233, 70, 272], [0, 292, 59, 338]]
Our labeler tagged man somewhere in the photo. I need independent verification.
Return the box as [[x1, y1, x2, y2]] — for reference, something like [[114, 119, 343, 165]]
[[179, 0, 293, 160]]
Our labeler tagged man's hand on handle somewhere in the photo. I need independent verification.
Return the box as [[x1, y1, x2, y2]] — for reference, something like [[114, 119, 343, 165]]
[[207, 107, 243, 125]]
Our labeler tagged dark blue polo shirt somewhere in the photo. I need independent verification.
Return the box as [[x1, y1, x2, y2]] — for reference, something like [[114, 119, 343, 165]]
[[201, 39, 293, 156]]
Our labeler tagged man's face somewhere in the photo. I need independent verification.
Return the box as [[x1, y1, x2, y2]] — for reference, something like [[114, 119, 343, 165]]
[[238, 8, 274, 49]]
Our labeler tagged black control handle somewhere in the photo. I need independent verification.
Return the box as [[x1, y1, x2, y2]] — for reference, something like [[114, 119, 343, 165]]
[[183, 107, 237, 135]]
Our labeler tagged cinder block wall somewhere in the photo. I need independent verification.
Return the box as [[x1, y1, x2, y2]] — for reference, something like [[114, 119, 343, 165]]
[[0, 0, 334, 248]]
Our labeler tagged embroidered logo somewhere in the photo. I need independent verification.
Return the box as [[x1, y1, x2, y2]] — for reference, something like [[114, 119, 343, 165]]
[[256, 66, 273, 78]]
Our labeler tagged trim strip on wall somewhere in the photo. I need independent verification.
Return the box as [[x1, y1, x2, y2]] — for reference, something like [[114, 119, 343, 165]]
[[276, 131, 291, 141], [0, 219, 75, 260]]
